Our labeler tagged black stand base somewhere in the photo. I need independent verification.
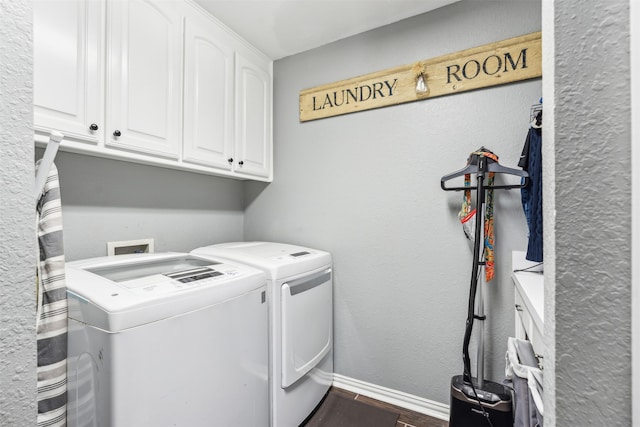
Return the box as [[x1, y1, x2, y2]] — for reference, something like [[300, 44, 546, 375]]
[[449, 375, 513, 427]]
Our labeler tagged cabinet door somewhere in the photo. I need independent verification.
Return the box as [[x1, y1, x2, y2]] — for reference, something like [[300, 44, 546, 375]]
[[183, 15, 234, 170], [107, 0, 182, 158], [235, 52, 272, 180], [34, 0, 104, 143]]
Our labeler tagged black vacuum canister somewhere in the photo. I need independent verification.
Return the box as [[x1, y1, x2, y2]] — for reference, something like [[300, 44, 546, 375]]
[[449, 375, 513, 427]]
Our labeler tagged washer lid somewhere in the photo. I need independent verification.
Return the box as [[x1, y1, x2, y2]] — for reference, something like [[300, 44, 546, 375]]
[[85, 255, 216, 283], [66, 253, 266, 331], [191, 242, 331, 279]]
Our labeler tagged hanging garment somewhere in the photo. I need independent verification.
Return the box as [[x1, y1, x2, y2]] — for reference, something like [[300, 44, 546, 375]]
[[458, 149, 497, 282], [518, 127, 543, 262], [36, 160, 68, 427], [505, 337, 543, 427], [458, 176, 477, 243], [484, 170, 496, 282]]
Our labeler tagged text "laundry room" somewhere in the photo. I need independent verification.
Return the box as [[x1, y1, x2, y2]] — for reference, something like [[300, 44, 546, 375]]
[[311, 79, 398, 110]]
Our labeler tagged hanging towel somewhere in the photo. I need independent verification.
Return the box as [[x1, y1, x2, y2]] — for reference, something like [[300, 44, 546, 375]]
[[458, 149, 497, 282], [36, 160, 68, 427]]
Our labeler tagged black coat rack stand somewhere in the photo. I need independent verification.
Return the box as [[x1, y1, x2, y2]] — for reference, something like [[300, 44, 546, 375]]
[[441, 148, 528, 427]]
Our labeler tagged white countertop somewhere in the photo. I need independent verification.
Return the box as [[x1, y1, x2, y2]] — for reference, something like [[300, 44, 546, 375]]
[[511, 251, 544, 332]]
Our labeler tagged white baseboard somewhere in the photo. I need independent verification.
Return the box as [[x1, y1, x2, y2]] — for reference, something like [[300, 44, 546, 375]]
[[332, 373, 450, 421]]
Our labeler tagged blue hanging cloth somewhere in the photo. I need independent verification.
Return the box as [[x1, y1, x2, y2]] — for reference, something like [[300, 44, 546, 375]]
[[518, 118, 543, 262]]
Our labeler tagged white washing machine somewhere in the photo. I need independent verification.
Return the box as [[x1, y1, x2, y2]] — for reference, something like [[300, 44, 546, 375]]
[[65, 252, 269, 427], [191, 242, 333, 427]]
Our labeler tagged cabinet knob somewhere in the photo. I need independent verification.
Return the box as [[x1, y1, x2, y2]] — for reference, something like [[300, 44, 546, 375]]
[[228, 158, 233, 163], [238, 160, 244, 166], [113, 130, 121, 137], [89, 123, 99, 131]]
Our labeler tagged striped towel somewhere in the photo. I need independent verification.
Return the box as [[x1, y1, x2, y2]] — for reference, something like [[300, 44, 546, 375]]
[[36, 160, 68, 427]]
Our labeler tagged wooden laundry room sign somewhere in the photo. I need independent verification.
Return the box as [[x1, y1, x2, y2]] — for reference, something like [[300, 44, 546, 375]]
[[299, 32, 541, 122]]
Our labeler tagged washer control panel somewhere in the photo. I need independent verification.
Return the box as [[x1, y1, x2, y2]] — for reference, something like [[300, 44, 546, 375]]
[[165, 267, 223, 283], [125, 265, 243, 297]]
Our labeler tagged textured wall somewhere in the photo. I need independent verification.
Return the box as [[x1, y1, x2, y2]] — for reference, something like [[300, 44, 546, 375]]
[[39, 150, 246, 261], [552, 0, 632, 425], [244, 0, 541, 404], [633, 1, 640, 424], [0, 0, 36, 424]]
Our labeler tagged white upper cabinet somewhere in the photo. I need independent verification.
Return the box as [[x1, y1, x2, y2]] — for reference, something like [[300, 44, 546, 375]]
[[33, 0, 273, 182], [106, 0, 183, 158], [34, 0, 104, 143], [234, 52, 272, 180], [183, 10, 234, 170]]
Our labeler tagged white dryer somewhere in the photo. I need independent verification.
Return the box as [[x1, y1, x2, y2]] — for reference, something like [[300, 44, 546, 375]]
[[191, 242, 333, 427], [65, 252, 269, 427]]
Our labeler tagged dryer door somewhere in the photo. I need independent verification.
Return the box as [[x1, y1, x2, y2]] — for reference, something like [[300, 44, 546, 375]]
[[280, 268, 332, 388]]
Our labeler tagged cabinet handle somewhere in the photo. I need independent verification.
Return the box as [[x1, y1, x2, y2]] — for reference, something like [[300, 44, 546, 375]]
[[89, 123, 99, 131], [238, 160, 244, 166], [113, 130, 121, 137], [515, 304, 523, 312], [228, 158, 233, 163]]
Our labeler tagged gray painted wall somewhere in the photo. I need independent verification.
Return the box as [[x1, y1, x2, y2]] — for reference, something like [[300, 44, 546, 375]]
[[244, 0, 541, 404], [549, 0, 632, 425], [0, 0, 36, 423], [2, 1, 633, 423], [40, 151, 245, 261]]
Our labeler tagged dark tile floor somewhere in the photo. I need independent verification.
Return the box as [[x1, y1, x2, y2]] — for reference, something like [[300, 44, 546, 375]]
[[306, 387, 449, 427]]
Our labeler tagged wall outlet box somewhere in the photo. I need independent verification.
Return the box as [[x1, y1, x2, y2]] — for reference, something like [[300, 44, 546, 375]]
[[107, 238, 155, 256]]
